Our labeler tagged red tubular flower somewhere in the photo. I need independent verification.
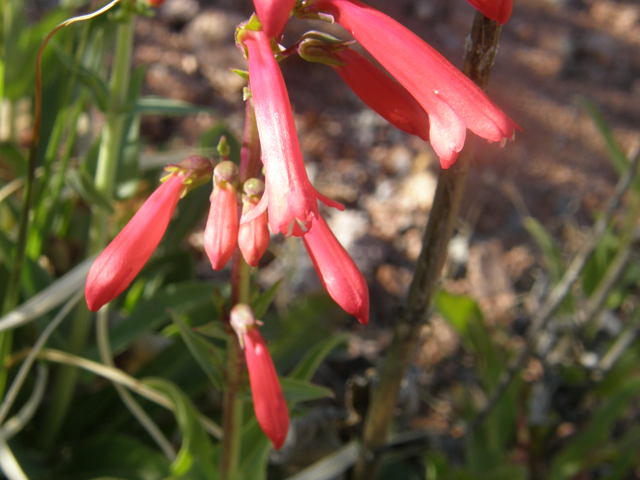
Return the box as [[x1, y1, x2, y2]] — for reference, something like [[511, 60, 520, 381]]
[[302, 214, 369, 325], [204, 162, 239, 271], [238, 179, 270, 267], [244, 327, 289, 449], [300, 0, 520, 168], [237, 26, 343, 237], [298, 37, 430, 141], [85, 174, 184, 312], [230, 305, 289, 450], [465, 0, 513, 25], [252, 0, 296, 38]]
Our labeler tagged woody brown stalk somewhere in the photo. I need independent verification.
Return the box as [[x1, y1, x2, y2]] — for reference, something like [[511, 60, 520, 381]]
[[352, 12, 503, 480]]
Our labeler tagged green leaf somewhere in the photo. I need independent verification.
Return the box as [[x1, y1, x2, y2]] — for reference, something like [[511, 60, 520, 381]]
[[57, 434, 170, 480], [549, 376, 640, 480], [0, 142, 27, 177], [523, 217, 564, 283], [576, 97, 629, 177], [66, 169, 115, 213], [133, 97, 215, 116], [49, 40, 110, 111], [251, 280, 281, 319], [443, 465, 527, 480], [143, 379, 218, 479], [171, 312, 225, 390], [85, 282, 216, 359], [116, 65, 147, 199], [238, 419, 271, 480], [289, 333, 348, 382], [434, 289, 482, 336], [279, 377, 333, 403], [194, 322, 227, 342]]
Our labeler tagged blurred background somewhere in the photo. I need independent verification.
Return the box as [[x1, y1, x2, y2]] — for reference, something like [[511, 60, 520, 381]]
[[2, 0, 640, 478]]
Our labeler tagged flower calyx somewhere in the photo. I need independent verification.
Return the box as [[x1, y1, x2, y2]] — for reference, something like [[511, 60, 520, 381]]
[[298, 31, 352, 66], [241, 178, 265, 208], [293, 0, 334, 22], [213, 160, 239, 188], [163, 155, 214, 197], [229, 304, 262, 349]]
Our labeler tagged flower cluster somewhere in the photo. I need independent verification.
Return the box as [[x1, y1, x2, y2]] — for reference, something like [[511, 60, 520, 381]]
[[85, 0, 518, 452]]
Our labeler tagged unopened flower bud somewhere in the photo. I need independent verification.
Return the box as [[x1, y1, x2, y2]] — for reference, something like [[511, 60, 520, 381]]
[[204, 162, 239, 270], [230, 304, 289, 450], [238, 179, 269, 267]]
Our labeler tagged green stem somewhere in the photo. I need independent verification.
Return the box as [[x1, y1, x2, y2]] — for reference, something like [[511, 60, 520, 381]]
[[352, 13, 503, 480], [39, 14, 136, 449], [221, 252, 250, 480]]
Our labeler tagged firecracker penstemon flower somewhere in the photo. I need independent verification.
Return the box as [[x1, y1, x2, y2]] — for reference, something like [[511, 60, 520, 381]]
[[85, 156, 213, 312], [236, 20, 344, 237], [297, 32, 430, 142], [230, 304, 290, 450], [296, 0, 520, 168]]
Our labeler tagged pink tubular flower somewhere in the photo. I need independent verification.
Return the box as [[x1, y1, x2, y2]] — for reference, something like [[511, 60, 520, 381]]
[[85, 174, 184, 312], [238, 179, 270, 267], [302, 214, 369, 325], [301, 0, 520, 168], [204, 162, 239, 271], [298, 37, 430, 141], [237, 26, 343, 236], [252, 0, 296, 38], [230, 305, 289, 450], [465, 0, 513, 25]]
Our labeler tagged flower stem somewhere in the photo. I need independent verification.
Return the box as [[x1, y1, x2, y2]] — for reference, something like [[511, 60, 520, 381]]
[[221, 252, 250, 480], [39, 13, 136, 449], [352, 12, 503, 480]]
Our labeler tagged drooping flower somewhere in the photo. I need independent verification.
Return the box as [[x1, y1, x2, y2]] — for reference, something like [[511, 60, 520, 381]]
[[464, 0, 513, 25], [298, 34, 430, 141], [302, 214, 369, 325], [230, 304, 289, 450], [298, 0, 520, 168], [252, 0, 296, 38], [238, 179, 270, 267], [237, 23, 343, 237], [85, 157, 213, 312]]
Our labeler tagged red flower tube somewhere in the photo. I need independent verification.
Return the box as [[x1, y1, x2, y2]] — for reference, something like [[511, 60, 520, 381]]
[[300, 0, 520, 168], [465, 0, 513, 25], [230, 305, 289, 450], [302, 214, 369, 325], [298, 37, 430, 141], [85, 174, 184, 312], [237, 25, 343, 237], [252, 0, 296, 38]]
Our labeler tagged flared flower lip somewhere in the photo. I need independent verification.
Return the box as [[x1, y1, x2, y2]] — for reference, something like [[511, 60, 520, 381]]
[[301, 0, 521, 167]]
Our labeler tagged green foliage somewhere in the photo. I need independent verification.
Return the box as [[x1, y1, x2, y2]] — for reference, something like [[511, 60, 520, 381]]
[[143, 379, 218, 479]]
